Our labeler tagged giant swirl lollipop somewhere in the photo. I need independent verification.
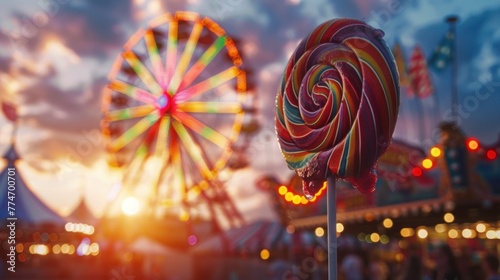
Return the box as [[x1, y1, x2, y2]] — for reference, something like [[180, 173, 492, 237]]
[[276, 18, 399, 197], [275, 19, 399, 279]]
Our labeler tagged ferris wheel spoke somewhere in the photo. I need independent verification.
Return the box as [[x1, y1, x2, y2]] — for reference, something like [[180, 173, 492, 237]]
[[167, 21, 203, 95], [150, 159, 168, 204], [178, 101, 242, 114], [154, 115, 171, 160], [127, 122, 158, 164], [144, 29, 165, 87], [109, 80, 159, 106], [173, 111, 229, 148], [172, 120, 213, 180], [178, 35, 228, 91], [110, 112, 161, 152], [165, 20, 178, 88], [107, 105, 156, 121], [121, 131, 155, 185], [171, 134, 187, 199], [134, 143, 149, 159], [123, 125, 157, 181], [123, 50, 163, 95], [175, 66, 240, 102], [122, 143, 148, 182], [126, 119, 160, 182]]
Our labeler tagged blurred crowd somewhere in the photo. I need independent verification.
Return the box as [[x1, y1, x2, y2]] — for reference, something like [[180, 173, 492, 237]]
[[266, 240, 500, 280], [337, 242, 500, 280]]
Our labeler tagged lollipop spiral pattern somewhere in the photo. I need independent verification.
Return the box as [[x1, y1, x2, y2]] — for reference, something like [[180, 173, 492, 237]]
[[275, 19, 400, 198]]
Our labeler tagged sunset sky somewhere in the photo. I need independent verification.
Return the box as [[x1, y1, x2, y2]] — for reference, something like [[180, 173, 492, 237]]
[[1, 0, 499, 220]]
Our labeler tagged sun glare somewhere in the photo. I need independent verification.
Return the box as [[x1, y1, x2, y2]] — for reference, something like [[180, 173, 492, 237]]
[[121, 197, 141, 216]]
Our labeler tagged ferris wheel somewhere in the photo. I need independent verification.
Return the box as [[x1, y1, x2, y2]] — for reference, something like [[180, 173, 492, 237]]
[[101, 12, 248, 228]]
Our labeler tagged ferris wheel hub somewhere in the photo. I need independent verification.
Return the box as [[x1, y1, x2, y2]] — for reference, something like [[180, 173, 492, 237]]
[[159, 92, 174, 115]]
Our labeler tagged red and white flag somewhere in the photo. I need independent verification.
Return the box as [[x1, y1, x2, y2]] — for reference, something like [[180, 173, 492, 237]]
[[409, 45, 434, 98]]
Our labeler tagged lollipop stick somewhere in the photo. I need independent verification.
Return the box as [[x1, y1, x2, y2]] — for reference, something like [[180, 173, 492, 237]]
[[327, 176, 337, 280]]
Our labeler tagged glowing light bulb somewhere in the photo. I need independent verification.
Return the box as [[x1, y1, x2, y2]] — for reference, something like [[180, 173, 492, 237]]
[[422, 159, 433, 169], [260, 249, 270, 260], [467, 139, 479, 151], [417, 228, 428, 239], [430, 147, 442, 157], [383, 218, 393, 228], [336, 223, 344, 233], [278, 186, 288, 195], [443, 213, 454, 223], [315, 227, 325, 237]]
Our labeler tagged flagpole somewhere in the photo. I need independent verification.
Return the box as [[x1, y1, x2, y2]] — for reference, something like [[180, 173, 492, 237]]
[[446, 15, 459, 122], [10, 122, 18, 146]]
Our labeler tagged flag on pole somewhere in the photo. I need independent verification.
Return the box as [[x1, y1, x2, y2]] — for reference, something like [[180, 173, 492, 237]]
[[0, 73, 20, 123], [1, 100, 17, 122], [428, 31, 454, 71], [392, 41, 411, 87], [409, 45, 434, 98], [392, 41, 414, 97]]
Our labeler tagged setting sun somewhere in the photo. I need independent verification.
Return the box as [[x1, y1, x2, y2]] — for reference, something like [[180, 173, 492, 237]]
[[121, 197, 141, 216]]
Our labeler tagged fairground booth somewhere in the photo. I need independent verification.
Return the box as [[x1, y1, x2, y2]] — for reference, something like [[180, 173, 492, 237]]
[[274, 122, 500, 272]]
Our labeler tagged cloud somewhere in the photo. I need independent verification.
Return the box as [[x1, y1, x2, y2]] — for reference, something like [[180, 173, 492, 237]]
[[0, 56, 10, 72], [3, 0, 133, 59], [0, 29, 10, 45], [190, 0, 268, 24], [12, 72, 106, 168], [20, 76, 104, 126]]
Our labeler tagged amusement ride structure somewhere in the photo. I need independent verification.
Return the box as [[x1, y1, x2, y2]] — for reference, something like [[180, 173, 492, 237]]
[[101, 12, 256, 231]]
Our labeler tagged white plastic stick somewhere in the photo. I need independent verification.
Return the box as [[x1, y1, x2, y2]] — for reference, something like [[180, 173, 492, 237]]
[[327, 176, 337, 280]]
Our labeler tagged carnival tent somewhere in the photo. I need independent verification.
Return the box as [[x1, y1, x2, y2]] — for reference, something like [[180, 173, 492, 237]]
[[0, 145, 66, 226], [67, 198, 98, 225]]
